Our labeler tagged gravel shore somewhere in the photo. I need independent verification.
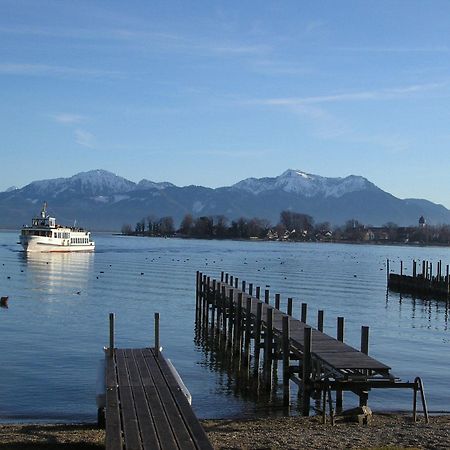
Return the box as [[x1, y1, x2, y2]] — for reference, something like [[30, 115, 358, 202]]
[[0, 414, 448, 450]]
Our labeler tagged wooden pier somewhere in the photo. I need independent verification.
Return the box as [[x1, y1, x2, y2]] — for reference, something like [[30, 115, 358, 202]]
[[388, 258, 450, 299], [103, 313, 213, 450], [196, 271, 429, 423]]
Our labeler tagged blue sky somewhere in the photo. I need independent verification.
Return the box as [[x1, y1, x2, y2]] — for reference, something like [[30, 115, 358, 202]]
[[1, 0, 450, 207]]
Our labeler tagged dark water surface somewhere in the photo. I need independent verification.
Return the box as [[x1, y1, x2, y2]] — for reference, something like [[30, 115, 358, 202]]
[[0, 231, 449, 422]]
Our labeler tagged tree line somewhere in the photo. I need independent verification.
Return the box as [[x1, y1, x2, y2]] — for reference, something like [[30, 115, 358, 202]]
[[121, 212, 450, 244]]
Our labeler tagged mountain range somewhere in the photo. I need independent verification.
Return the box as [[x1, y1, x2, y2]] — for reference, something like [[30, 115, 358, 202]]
[[0, 169, 449, 231]]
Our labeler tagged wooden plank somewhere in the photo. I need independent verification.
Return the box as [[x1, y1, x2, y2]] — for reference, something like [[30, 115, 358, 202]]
[[137, 350, 180, 450], [116, 351, 142, 450], [105, 385, 122, 450], [125, 350, 161, 450], [144, 352, 197, 450], [153, 350, 214, 450]]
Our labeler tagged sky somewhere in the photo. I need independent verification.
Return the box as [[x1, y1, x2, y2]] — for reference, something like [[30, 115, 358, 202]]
[[1, 0, 450, 207]]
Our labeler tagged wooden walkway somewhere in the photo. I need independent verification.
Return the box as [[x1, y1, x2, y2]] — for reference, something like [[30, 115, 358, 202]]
[[105, 347, 213, 450], [196, 271, 429, 421]]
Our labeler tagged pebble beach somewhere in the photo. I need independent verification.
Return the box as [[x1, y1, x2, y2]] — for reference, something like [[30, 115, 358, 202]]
[[1, 414, 449, 450]]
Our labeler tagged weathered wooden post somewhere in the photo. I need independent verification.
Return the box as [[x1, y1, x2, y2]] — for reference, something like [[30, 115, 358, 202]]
[[211, 279, 216, 327], [301, 303, 307, 323], [447, 265, 450, 295], [413, 260, 417, 278], [221, 271, 224, 282], [244, 297, 252, 366], [287, 298, 293, 316], [227, 288, 234, 345], [154, 312, 160, 358], [264, 307, 274, 389], [265, 289, 270, 305], [282, 315, 291, 405], [400, 260, 403, 276], [256, 286, 260, 299], [242, 280, 246, 293], [302, 327, 312, 416], [249, 283, 253, 296], [336, 317, 345, 410], [109, 312, 115, 358], [275, 293, 280, 310], [230, 275, 234, 286], [253, 302, 263, 376], [317, 310, 324, 332], [221, 285, 227, 338], [386, 259, 390, 282], [361, 326, 369, 355], [235, 277, 239, 289], [234, 293, 243, 358]]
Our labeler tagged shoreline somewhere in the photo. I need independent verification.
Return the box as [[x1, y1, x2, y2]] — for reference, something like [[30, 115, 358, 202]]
[[1, 413, 449, 450]]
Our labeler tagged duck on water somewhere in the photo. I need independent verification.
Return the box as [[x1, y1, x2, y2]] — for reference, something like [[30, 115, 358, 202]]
[[19, 202, 95, 252]]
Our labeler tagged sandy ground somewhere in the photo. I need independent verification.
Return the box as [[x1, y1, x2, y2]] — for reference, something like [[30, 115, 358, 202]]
[[0, 414, 448, 450]]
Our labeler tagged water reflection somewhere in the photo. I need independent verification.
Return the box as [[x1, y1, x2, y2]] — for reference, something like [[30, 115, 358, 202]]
[[19, 251, 94, 295], [386, 289, 449, 332]]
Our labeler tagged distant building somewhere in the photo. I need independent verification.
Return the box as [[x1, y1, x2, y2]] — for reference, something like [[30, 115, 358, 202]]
[[419, 216, 426, 228]]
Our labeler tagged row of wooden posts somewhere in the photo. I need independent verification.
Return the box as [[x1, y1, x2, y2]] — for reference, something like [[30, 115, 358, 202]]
[[388, 259, 450, 298], [195, 271, 371, 418]]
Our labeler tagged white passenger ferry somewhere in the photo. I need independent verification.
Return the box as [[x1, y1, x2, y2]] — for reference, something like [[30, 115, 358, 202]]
[[20, 202, 95, 252]]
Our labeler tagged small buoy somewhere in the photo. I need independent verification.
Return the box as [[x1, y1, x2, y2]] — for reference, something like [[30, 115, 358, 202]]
[[0, 296, 8, 308]]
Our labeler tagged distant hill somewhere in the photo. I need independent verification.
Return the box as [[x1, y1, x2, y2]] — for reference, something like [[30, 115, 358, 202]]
[[1, 169, 449, 231]]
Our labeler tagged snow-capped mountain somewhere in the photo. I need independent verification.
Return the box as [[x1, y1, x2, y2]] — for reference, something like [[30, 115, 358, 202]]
[[0, 169, 449, 230], [233, 169, 374, 198]]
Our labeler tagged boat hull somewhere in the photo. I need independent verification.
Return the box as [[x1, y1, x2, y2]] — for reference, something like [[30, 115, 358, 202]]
[[20, 236, 95, 253]]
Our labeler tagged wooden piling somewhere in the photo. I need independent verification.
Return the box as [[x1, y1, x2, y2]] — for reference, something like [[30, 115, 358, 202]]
[[265, 289, 270, 305], [249, 283, 253, 296], [318, 310, 324, 332], [361, 326, 369, 355], [254, 302, 262, 376], [302, 327, 312, 416], [275, 293, 280, 310], [242, 280, 246, 293], [256, 286, 260, 299], [154, 312, 160, 358], [301, 303, 307, 323], [287, 297, 293, 316], [109, 312, 115, 358], [264, 307, 274, 389], [336, 317, 344, 410], [282, 315, 290, 405]]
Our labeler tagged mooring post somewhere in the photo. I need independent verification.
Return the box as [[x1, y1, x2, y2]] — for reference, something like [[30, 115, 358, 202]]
[[235, 277, 239, 289], [275, 293, 280, 310], [282, 315, 291, 406], [154, 312, 160, 358], [221, 285, 227, 337], [249, 283, 253, 296], [244, 297, 252, 366], [227, 289, 234, 345], [195, 271, 200, 312], [302, 327, 312, 416], [447, 265, 450, 294], [287, 298, 293, 316], [211, 279, 217, 327], [242, 280, 246, 293], [204, 276, 210, 326], [400, 260, 403, 276], [386, 259, 390, 282], [109, 312, 115, 358], [254, 302, 262, 376], [422, 260, 426, 279], [318, 310, 324, 332], [234, 293, 243, 357], [301, 303, 307, 323], [221, 271, 224, 282], [256, 286, 260, 299], [265, 289, 270, 305], [413, 260, 417, 278], [225, 273, 229, 284], [202, 275, 207, 326], [264, 307, 274, 389], [336, 317, 345, 410], [361, 326, 369, 355], [230, 275, 234, 286]]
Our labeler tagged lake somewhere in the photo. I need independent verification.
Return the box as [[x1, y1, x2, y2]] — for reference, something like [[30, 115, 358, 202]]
[[0, 231, 449, 422]]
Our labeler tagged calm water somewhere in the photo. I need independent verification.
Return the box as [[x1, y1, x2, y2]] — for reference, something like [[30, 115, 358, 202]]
[[0, 231, 449, 422]]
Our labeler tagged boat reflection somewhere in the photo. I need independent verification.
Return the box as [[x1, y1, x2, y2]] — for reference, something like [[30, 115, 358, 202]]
[[19, 251, 94, 295]]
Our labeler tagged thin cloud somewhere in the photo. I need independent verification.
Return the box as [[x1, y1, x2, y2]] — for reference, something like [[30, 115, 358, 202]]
[[250, 82, 447, 107], [75, 129, 95, 148], [53, 113, 85, 124], [0, 63, 121, 79]]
